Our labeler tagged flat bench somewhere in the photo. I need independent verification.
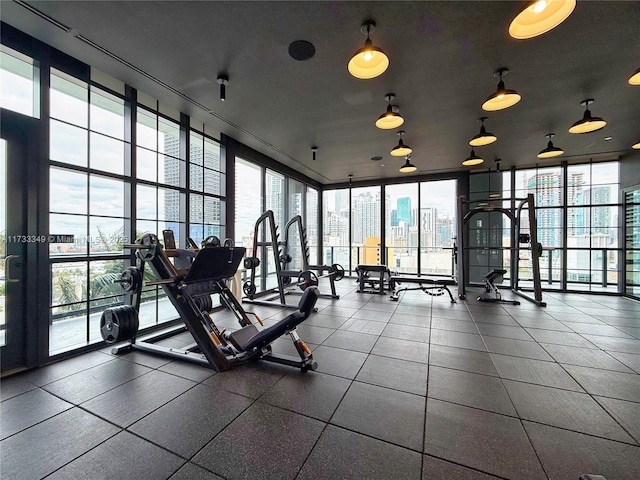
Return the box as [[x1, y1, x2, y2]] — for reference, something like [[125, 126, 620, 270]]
[[388, 275, 457, 303]]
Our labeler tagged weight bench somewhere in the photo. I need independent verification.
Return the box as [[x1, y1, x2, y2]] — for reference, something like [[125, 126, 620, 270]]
[[356, 264, 392, 294], [388, 275, 457, 303], [477, 269, 520, 305]]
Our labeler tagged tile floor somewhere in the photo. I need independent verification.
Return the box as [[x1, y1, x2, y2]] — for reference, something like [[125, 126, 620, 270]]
[[2, 282, 640, 480]]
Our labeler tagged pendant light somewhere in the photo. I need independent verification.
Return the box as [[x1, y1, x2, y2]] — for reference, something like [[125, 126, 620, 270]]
[[568, 99, 607, 134], [537, 133, 564, 158], [482, 68, 521, 111], [469, 117, 498, 146], [632, 141, 640, 150], [629, 67, 640, 85], [348, 20, 389, 79], [375, 94, 404, 129], [399, 155, 417, 173], [390, 131, 412, 157], [462, 149, 484, 166], [509, 0, 577, 39]]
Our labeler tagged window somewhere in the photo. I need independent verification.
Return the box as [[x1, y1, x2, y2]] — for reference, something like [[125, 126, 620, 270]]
[[386, 184, 418, 274], [0, 45, 39, 118], [351, 186, 381, 266], [322, 189, 350, 270], [306, 187, 319, 266]]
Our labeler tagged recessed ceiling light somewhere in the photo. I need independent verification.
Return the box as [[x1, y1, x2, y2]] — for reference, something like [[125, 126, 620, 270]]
[[370, 156, 383, 161], [289, 40, 316, 61]]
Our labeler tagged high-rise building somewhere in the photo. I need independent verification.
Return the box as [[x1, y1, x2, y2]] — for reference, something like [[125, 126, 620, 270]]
[[420, 207, 437, 247], [397, 197, 411, 226]]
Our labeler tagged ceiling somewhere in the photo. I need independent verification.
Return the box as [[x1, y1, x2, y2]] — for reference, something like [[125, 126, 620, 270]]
[[3, 1, 640, 185]]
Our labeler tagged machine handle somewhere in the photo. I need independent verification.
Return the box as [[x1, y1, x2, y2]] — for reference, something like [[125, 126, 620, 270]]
[[4, 255, 21, 283]]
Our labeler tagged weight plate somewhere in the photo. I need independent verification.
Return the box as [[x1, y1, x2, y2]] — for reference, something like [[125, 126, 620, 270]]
[[243, 280, 257, 297], [298, 270, 318, 291], [282, 275, 292, 286], [331, 263, 345, 281]]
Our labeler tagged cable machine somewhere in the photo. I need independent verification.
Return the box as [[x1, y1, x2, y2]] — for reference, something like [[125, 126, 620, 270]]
[[457, 193, 546, 306]]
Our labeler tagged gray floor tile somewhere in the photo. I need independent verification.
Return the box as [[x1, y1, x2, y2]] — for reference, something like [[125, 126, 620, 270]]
[[42, 358, 152, 404], [0, 407, 120, 480], [608, 351, 640, 373], [322, 329, 379, 353], [504, 380, 635, 443], [350, 308, 394, 322], [0, 375, 37, 402], [382, 323, 431, 343], [193, 403, 324, 480], [422, 455, 502, 479], [595, 396, 640, 444], [563, 321, 635, 338], [203, 362, 292, 399], [129, 384, 252, 458], [389, 313, 432, 328], [482, 336, 553, 360], [355, 354, 429, 396], [169, 463, 224, 480], [15, 351, 114, 386], [424, 399, 546, 480], [303, 312, 347, 329], [476, 323, 533, 341], [371, 336, 430, 364], [490, 354, 584, 391], [294, 323, 335, 344], [297, 425, 422, 480], [82, 370, 196, 427], [318, 305, 358, 318], [428, 366, 516, 416], [311, 345, 368, 379], [431, 317, 478, 333], [429, 344, 499, 376], [260, 371, 351, 421], [524, 328, 596, 348], [158, 360, 217, 383], [470, 313, 519, 326], [339, 317, 387, 335], [581, 334, 640, 354], [395, 305, 433, 318], [360, 301, 398, 312], [514, 316, 573, 331], [595, 315, 640, 327], [1, 388, 73, 439], [617, 326, 640, 339], [541, 343, 634, 373], [428, 308, 472, 321], [562, 364, 640, 402], [430, 330, 486, 351], [118, 350, 174, 368], [524, 421, 640, 480], [331, 381, 426, 451], [47, 430, 184, 480]]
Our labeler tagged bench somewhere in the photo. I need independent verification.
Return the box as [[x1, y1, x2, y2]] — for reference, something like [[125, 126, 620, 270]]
[[388, 275, 457, 303], [355, 264, 392, 294]]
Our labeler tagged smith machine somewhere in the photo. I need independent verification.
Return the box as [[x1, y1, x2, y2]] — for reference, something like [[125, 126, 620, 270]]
[[457, 193, 546, 307], [99, 233, 319, 372], [242, 211, 345, 309]]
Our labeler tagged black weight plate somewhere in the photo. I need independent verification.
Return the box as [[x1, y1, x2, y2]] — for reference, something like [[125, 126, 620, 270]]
[[243, 281, 256, 297], [298, 271, 318, 291], [332, 264, 345, 281], [100, 308, 119, 344]]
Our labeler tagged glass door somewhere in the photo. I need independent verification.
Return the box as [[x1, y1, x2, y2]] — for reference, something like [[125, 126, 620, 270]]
[[1, 113, 35, 372]]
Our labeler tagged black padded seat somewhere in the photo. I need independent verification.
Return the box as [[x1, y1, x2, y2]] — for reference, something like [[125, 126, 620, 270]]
[[228, 286, 319, 352], [484, 269, 507, 282]]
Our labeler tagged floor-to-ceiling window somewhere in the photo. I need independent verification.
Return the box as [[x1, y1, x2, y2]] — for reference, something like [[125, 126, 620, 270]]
[[386, 183, 418, 273], [625, 187, 640, 298], [420, 179, 457, 276], [306, 187, 319, 266], [0, 44, 39, 118], [351, 186, 382, 267], [322, 189, 350, 271]]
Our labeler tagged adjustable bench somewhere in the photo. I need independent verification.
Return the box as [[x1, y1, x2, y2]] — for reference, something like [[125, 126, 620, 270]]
[[356, 264, 392, 294], [388, 275, 457, 303]]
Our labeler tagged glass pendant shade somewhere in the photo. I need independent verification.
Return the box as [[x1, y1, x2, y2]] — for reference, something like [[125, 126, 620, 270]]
[[348, 38, 389, 79], [537, 135, 564, 158], [462, 149, 484, 166], [509, 0, 577, 39], [629, 67, 640, 85], [399, 158, 417, 173], [482, 79, 521, 111], [569, 100, 606, 134]]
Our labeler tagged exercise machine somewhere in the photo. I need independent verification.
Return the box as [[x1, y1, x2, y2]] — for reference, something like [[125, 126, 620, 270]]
[[388, 274, 457, 303], [457, 193, 546, 306], [100, 233, 319, 372], [476, 269, 520, 305], [355, 264, 392, 294], [242, 211, 344, 309]]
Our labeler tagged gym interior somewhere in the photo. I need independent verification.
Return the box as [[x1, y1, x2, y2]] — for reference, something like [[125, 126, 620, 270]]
[[1, 2, 640, 479]]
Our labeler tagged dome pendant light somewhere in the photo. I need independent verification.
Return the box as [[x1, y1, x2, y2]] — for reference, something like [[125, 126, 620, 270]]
[[537, 133, 564, 158], [629, 67, 640, 85], [348, 20, 389, 79], [509, 0, 577, 40], [462, 149, 484, 166], [469, 117, 498, 146], [399, 155, 417, 173], [632, 141, 640, 150], [568, 99, 607, 134], [375, 93, 404, 129], [390, 131, 412, 157], [482, 68, 521, 111]]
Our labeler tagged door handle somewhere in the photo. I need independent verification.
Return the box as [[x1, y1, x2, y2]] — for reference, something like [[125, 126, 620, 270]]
[[5, 254, 21, 282]]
